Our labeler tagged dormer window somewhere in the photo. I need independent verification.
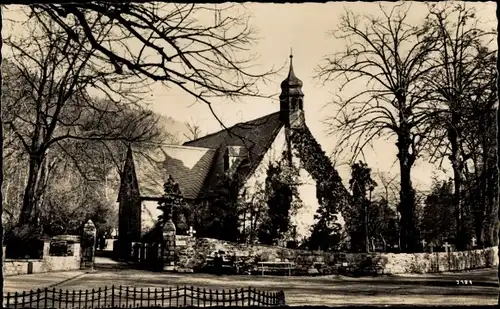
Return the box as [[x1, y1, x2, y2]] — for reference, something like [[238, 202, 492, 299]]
[[223, 146, 249, 173]]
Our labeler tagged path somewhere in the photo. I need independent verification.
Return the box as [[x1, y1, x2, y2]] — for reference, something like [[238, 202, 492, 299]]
[[5, 264, 497, 306]]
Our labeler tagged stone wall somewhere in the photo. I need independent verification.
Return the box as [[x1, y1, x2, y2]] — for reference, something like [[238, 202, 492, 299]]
[[176, 236, 499, 275], [3, 239, 81, 276]]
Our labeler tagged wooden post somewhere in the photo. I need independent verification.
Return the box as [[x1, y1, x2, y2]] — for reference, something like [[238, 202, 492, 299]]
[[111, 285, 115, 308], [78, 290, 82, 308], [65, 290, 69, 309], [161, 287, 165, 307], [126, 287, 130, 308], [119, 286, 122, 308], [103, 286, 107, 307], [176, 286, 179, 307], [140, 288, 143, 308], [53, 288, 57, 308], [72, 290, 75, 308], [14, 292, 18, 309], [147, 288, 150, 307], [36, 289, 41, 309], [169, 287, 172, 307], [133, 287, 136, 307], [248, 288, 251, 306], [183, 286, 187, 306], [203, 288, 206, 307], [91, 289, 95, 308], [97, 287, 101, 308], [197, 287, 200, 307]]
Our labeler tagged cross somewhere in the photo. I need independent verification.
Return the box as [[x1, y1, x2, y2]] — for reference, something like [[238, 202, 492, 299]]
[[471, 237, 477, 247], [443, 242, 451, 253], [188, 226, 196, 237], [421, 239, 427, 249]]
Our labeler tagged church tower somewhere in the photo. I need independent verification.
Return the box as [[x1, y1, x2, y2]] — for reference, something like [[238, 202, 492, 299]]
[[280, 52, 305, 129]]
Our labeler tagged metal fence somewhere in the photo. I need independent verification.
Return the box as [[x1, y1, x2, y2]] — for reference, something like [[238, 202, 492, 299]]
[[4, 285, 286, 308]]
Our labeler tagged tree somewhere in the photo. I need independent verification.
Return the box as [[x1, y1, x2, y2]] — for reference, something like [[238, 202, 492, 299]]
[[0, 3, 279, 301], [183, 119, 203, 141], [420, 179, 456, 247], [3, 11, 164, 238], [347, 161, 377, 252], [317, 3, 439, 252], [422, 3, 496, 250], [307, 203, 343, 251], [258, 161, 300, 245]]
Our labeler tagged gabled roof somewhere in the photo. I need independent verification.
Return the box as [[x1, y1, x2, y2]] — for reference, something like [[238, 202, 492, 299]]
[[183, 111, 284, 197], [132, 145, 217, 200]]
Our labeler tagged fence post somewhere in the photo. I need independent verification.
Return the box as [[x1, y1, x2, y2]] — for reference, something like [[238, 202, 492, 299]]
[[126, 286, 130, 308], [176, 286, 179, 307], [36, 289, 41, 309], [52, 288, 57, 308], [197, 287, 200, 307], [279, 290, 285, 306], [247, 288, 251, 307], [119, 286, 123, 308], [133, 287, 137, 307], [161, 287, 165, 307], [169, 287, 172, 307], [203, 288, 207, 307], [14, 292, 18, 309], [72, 290, 75, 308], [240, 288, 244, 307], [233, 289, 237, 307], [111, 285, 115, 308], [183, 286, 187, 306], [78, 290, 82, 308], [140, 288, 144, 308], [147, 288, 150, 307], [97, 287, 101, 309]]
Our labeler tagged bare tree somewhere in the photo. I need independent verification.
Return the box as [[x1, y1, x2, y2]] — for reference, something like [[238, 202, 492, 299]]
[[317, 3, 439, 252], [183, 118, 203, 141], [3, 11, 162, 236], [421, 3, 496, 250], [0, 4, 279, 299]]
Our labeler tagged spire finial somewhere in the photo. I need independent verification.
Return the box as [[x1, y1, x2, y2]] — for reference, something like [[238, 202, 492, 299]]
[[290, 47, 293, 59]]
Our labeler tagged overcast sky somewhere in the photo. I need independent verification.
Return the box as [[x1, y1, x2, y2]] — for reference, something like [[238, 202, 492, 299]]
[[145, 1, 496, 192]]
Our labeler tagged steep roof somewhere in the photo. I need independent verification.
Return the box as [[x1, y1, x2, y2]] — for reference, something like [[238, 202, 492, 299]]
[[132, 145, 217, 200], [183, 111, 284, 197]]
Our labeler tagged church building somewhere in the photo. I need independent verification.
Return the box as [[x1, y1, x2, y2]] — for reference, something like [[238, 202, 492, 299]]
[[116, 55, 349, 250]]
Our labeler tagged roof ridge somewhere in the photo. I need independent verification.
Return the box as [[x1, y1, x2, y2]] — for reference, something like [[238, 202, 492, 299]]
[[183, 111, 281, 145]]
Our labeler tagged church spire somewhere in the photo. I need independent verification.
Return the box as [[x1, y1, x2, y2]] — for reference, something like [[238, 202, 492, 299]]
[[279, 51, 305, 129], [281, 50, 303, 92]]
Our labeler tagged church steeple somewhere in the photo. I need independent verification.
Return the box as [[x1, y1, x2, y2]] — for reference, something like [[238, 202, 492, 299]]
[[280, 51, 305, 128]]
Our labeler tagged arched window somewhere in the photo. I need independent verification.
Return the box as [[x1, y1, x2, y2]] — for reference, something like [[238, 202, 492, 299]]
[[298, 99, 303, 109]]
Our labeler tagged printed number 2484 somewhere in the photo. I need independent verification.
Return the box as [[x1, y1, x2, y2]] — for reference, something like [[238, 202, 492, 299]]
[[456, 280, 472, 285]]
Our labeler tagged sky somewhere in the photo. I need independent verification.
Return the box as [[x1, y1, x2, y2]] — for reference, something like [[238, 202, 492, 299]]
[[143, 1, 497, 192], [3, 1, 496, 194]]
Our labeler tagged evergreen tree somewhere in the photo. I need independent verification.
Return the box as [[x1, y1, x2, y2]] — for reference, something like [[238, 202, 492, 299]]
[[258, 161, 297, 245], [347, 161, 377, 252]]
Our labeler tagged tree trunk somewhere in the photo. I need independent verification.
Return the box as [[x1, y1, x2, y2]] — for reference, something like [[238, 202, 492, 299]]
[[18, 154, 44, 228], [448, 120, 466, 251], [397, 133, 417, 253]]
